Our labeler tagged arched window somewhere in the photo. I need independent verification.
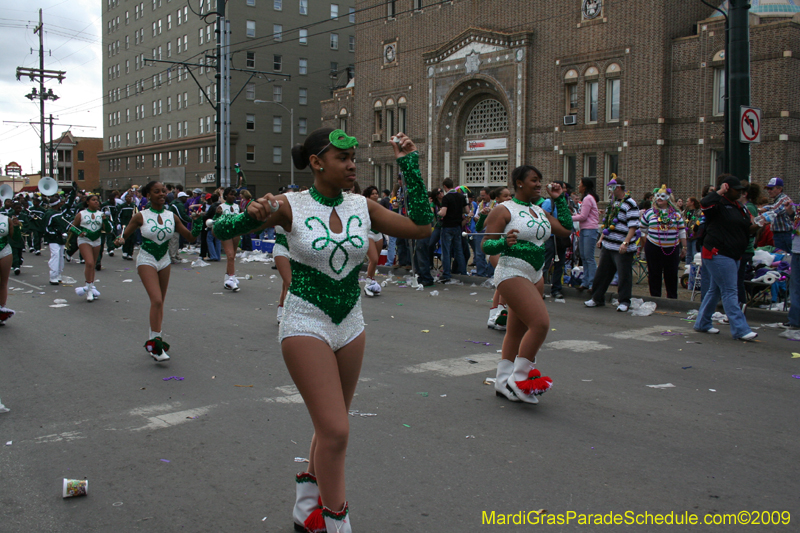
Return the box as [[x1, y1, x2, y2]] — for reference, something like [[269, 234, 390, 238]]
[[465, 99, 508, 136]]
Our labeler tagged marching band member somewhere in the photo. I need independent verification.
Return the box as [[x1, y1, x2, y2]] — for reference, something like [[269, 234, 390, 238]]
[[117, 192, 137, 260], [482, 166, 573, 404], [9, 202, 27, 276], [71, 194, 112, 301], [43, 187, 77, 285], [213, 129, 432, 533], [0, 208, 15, 324], [28, 196, 46, 255], [115, 181, 202, 362]]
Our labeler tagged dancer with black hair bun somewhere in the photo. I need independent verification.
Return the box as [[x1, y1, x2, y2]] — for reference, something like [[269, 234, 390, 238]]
[[115, 181, 202, 362], [219, 187, 242, 292], [0, 209, 16, 324], [213, 128, 432, 533], [482, 166, 574, 404], [71, 194, 112, 302], [361, 186, 383, 297]]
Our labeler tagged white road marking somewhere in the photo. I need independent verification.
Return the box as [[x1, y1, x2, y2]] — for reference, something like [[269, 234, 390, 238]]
[[9, 278, 46, 291], [542, 340, 612, 353], [129, 402, 183, 417], [131, 406, 212, 431], [401, 352, 497, 377], [606, 325, 691, 343], [34, 431, 86, 444]]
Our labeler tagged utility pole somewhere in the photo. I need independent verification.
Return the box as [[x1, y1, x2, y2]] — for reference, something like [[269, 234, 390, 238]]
[[48, 114, 54, 180], [727, 0, 751, 180], [215, 0, 223, 188], [16, 9, 65, 177]]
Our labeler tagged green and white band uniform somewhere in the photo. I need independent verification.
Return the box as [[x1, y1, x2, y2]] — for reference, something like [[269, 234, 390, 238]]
[[280, 187, 371, 351], [490, 198, 552, 286], [0, 214, 10, 260], [75, 209, 108, 247], [136, 207, 176, 271], [273, 225, 290, 259]]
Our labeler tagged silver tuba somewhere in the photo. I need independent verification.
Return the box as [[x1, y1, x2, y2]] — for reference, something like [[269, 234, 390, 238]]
[[38, 177, 59, 196]]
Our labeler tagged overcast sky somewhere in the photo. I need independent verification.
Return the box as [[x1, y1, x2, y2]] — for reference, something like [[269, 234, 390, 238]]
[[0, 0, 102, 176]]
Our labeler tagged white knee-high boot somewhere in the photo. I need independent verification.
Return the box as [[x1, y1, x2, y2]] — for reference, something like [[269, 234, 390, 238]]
[[323, 503, 352, 533], [495, 359, 520, 401], [293, 472, 320, 532], [506, 356, 553, 404]]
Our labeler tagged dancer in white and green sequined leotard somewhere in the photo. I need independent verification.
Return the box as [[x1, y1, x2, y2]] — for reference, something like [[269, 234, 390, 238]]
[[0, 212, 16, 324], [70, 195, 112, 301], [212, 129, 432, 533]]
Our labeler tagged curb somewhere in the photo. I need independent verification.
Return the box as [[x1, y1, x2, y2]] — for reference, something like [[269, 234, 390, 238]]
[[374, 264, 788, 324]]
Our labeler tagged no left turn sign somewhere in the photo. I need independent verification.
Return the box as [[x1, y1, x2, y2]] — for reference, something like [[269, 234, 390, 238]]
[[740, 106, 761, 143]]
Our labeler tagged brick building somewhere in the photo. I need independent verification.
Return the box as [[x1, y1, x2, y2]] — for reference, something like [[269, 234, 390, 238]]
[[47, 132, 104, 192], [100, 0, 356, 196], [322, 0, 799, 202]]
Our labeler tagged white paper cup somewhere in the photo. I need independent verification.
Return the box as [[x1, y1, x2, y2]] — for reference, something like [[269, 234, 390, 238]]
[[62, 478, 88, 498]]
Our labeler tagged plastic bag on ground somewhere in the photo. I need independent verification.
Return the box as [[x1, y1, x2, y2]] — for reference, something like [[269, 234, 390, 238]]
[[631, 301, 657, 316], [629, 298, 645, 310], [480, 278, 495, 288], [61, 276, 77, 284], [686, 309, 699, 319], [191, 259, 210, 268]]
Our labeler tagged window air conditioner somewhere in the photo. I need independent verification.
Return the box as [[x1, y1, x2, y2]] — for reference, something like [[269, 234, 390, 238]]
[[563, 115, 577, 126], [371, 133, 382, 142]]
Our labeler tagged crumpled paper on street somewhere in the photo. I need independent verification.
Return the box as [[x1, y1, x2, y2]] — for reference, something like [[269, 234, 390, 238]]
[[240, 251, 273, 263], [191, 259, 210, 268], [779, 329, 800, 341]]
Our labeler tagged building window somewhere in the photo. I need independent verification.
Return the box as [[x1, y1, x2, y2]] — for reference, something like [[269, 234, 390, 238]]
[[584, 154, 598, 178], [246, 20, 256, 37], [299, 88, 307, 105], [299, 0, 307, 15], [566, 83, 578, 115], [711, 150, 724, 182], [247, 0, 255, 5], [273, 0, 281, 9], [246, 114, 255, 131], [78, 169, 85, 181], [713, 68, 725, 117], [586, 81, 598, 124], [273, 54, 282, 71], [273, 116, 282, 133], [387, 0, 395, 18], [374, 107, 383, 136], [247, 51, 255, 68], [465, 99, 508, 135], [604, 153, 619, 189], [273, 24, 282, 41], [299, 58, 307, 75], [398, 106, 407, 133], [386, 109, 394, 137], [273, 146, 282, 164], [247, 145, 255, 162], [298, 117, 307, 135], [413, 0, 422, 10], [77, 150, 85, 162], [563, 155, 577, 187], [349, 35, 355, 53], [273, 85, 282, 102], [330, 61, 338, 75], [330, 33, 338, 50], [299, 29, 307, 45], [331, 3, 338, 18], [606, 79, 620, 122], [349, 6, 355, 22], [246, 83, 256, 100]]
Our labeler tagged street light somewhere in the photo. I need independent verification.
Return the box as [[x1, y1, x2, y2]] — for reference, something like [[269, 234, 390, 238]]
[[254, 99, 294, 186]]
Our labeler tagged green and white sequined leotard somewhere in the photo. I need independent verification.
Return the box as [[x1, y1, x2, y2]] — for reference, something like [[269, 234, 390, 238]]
[[77, 209, 106, 247], [273, 225, 289, 259], [493, 199, 552, 286], [0, 214, 10, 260], [279, 188, 370, 351], [136, 208, 175, 270]]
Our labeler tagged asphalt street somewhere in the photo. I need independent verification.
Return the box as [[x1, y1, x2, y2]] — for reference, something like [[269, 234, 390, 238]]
[[1, 247, 799, 532]]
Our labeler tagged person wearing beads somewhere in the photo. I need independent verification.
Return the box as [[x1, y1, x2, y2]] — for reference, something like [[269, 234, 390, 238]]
[[639, 185, 687, 299], [71, 194, 113, 302], [114, 181, 203, 362], [0, 208, 16, 325], [482, 166, 574, 404], [362, 186, 383, 297], [585, 177, 640, 312], [219, 187, 243, 291], [212, 129, 432, 533]]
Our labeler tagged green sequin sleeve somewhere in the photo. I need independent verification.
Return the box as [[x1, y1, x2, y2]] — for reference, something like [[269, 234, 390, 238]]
[[396, 151, 434, 226], [212, 212, 264, 241], [482, 236, 507, 256], [554, 196, 574, 231]]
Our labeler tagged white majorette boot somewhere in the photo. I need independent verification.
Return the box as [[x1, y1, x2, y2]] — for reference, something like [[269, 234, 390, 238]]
[[224, 274, 240, 292], [493, 305, 508, 331], [495, 359, 520, 402], [506, 356, 553, 404], [75, 285, 87, 297], [323, 503, 352, 533], [487, 307, 500, 329], [293, 472, 321, 532], [90, 284, 101, 299], [363, 278, 381, 297]]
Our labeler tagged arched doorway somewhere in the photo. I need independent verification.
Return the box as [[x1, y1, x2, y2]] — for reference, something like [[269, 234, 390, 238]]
[[458, 97, 509, 188]]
